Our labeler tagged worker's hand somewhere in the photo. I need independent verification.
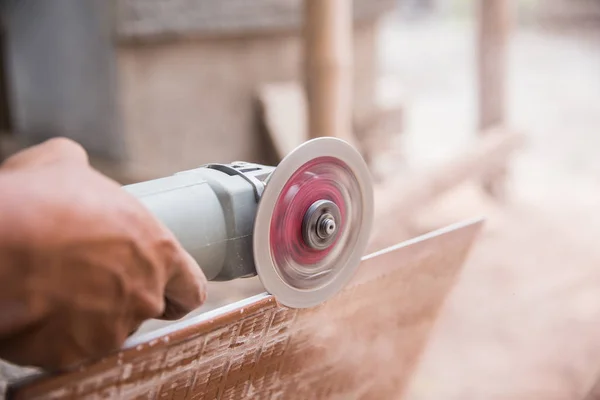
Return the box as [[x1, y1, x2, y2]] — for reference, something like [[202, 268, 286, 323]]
[[0, 137, 207, 371]]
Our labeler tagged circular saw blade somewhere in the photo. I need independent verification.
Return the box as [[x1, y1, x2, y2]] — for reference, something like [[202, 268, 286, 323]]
[[253, 137, 374, 308]]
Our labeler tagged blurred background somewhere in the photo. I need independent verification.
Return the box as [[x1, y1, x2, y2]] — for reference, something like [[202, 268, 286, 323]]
[[1, 0, 600, 398], [0, 0, 598, 193]]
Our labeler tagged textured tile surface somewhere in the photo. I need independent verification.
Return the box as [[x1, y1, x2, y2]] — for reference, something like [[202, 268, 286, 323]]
[[8, 220, 481, 400]]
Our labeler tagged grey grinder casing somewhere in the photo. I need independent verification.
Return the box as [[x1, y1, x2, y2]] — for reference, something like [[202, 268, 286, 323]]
[[123, 163, 275, 281]]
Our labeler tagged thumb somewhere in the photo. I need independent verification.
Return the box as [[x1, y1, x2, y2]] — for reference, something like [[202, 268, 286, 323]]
[[1, 137, 89, 170]]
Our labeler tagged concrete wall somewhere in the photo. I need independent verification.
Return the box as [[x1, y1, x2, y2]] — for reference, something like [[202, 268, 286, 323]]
[[0, 0, 392, 179], [117, 23, 379, 176]]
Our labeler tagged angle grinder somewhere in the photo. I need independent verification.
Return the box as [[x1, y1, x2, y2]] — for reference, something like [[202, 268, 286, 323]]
[[123, 137, 373, 309]]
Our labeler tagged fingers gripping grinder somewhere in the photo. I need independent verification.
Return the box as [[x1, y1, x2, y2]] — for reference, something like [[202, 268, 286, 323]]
[[123, 138, 374, 309]]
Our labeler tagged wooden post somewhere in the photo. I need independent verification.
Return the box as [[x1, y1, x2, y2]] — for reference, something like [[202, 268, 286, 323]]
[[304, 0, 354, 144], [477, 0, 511, 197]]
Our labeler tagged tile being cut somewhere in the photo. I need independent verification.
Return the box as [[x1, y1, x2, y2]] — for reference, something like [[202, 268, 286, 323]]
[[7, 219, 483, 400]]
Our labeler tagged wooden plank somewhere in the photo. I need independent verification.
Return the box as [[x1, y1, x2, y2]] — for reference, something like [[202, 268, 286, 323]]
[[257, 82, 308, 160], [304, 0, 355, 145], [7, 220, 483, 400]]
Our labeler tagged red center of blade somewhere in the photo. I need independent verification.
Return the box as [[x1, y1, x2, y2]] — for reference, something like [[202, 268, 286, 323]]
[[269, 157, 347, 267]]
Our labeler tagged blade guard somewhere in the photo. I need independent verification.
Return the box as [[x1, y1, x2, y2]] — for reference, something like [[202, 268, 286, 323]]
[[253, 137, 374, 308]]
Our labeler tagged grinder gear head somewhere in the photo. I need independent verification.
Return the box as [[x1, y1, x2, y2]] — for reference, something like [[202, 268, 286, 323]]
[[253, 137, 374, 308]]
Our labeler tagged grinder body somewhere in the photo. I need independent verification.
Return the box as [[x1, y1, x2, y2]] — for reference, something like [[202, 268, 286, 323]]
[[123, 162, 274, 281], [121, 138, 373, 309]]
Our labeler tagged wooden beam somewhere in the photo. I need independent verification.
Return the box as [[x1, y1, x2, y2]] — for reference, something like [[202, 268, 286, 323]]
[[477, 0, 512, 197], [7, 220, 483, 399], [369, 128, 523, 253], [304, 0, 354, 144]]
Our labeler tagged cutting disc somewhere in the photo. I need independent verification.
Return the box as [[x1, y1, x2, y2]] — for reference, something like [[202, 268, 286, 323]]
[[253, 137, 374, 308]]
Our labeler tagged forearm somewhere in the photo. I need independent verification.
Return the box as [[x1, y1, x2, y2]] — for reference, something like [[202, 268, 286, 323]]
[[0, 170, 73, 369], [0, 171, 43, 340], [0, 170, 23, 245]]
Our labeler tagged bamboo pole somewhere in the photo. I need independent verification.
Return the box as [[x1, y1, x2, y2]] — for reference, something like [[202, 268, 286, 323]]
[[303, 0, 354, 144], [477, 0, 512, 197]]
